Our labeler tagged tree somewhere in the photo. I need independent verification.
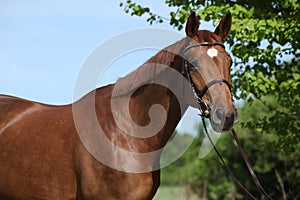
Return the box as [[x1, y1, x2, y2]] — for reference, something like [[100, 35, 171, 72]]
[[160, 98, 300, 199], [120, 0, 300, 153]]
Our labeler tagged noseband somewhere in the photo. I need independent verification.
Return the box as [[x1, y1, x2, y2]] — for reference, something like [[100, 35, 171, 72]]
[[182, 42, 233, 118]]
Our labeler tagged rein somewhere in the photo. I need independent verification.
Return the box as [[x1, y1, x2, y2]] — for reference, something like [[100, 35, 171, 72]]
[[183, 42, 273, 199], [202, 119, 273, 200]]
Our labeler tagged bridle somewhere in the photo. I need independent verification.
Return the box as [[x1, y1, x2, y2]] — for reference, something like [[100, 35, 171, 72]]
[[182, 42, 233, 118], [182, 41, 274, 200]]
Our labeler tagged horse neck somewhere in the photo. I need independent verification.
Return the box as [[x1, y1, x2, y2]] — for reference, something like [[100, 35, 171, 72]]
[[106, 38, 188, 151]]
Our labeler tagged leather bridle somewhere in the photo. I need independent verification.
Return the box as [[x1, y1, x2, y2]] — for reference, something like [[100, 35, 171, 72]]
[[182, 41, 273, 200], [182, 42, 233, 118]]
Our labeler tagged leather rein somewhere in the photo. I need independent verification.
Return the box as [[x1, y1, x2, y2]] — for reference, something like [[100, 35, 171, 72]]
[[182, 42, 273, 200]]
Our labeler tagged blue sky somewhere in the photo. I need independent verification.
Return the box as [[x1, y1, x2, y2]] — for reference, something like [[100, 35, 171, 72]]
[[0, 1, 169, 103], [0, 1, 217, 134]]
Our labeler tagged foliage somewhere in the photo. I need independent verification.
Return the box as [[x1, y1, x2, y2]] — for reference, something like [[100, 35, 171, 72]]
[[160, 98, 300, 199], [120, 0, 300, 153]]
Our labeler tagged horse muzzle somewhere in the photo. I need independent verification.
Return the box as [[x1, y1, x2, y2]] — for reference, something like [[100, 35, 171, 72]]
[[210, 107, 238, 132]]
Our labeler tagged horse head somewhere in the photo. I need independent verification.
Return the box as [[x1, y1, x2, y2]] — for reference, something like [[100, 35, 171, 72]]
[[183, 12, 238, 132]]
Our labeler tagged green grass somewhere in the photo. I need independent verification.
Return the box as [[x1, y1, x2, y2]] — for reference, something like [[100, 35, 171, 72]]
[[153, 185, 200, 200]]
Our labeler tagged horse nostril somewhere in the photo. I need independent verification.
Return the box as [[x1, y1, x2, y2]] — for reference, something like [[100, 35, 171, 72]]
[[211, 108, 236, 132], [215, 108, 225, 121], [212, 108, 225, 125]]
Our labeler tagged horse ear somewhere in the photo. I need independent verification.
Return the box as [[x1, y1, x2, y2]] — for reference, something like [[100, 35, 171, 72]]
[[214, 12, 232, 41], [185, 12, 200, 37]]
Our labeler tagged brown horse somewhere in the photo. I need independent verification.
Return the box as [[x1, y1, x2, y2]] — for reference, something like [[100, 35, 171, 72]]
[[0, 13, 237, 199]]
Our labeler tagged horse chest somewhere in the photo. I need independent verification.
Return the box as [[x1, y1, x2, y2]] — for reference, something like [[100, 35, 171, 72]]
[[78, 169, 156, 199], [77, 147, 158, 199]]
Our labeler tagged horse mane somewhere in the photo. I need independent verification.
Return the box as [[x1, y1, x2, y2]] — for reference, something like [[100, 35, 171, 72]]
[[112, 38, 186, 97]]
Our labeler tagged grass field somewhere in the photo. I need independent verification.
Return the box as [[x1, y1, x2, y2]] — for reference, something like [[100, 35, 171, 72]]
[[153, 186, 200, 200]]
